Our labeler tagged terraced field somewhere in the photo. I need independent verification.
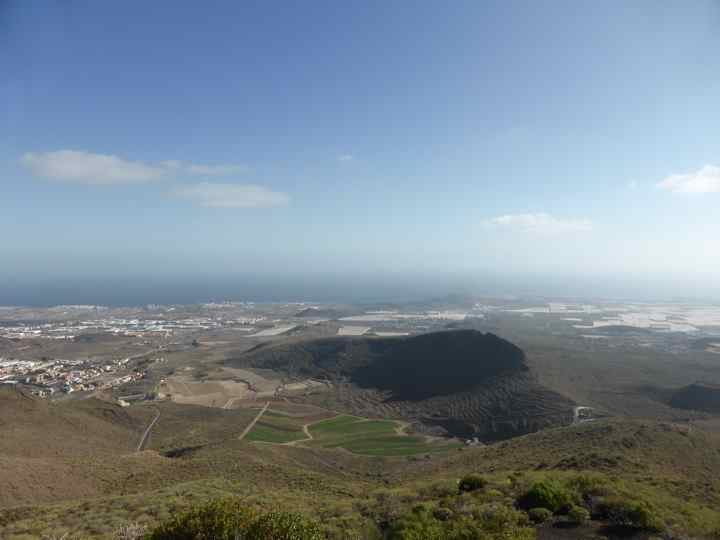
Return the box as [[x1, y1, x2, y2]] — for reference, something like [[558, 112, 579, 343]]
[[244, 407, 461, 456], [245, 410, 307, 443], [306, 414, 461, 456]]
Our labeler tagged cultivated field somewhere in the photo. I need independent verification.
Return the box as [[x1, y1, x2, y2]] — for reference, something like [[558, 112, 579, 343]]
[[245, 410, 309, 443], [306, 414, 461, 456], [245, 405, 462, 456]]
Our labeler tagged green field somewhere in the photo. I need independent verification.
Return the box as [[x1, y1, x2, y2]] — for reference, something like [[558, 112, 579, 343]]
[[245, 424, 305, 443], [307, 415, 460, 456], [245, 412, 461, 456], [244, 410, 307, 444]]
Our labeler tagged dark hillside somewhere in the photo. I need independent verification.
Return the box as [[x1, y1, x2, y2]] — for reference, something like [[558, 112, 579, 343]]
[[353, 330, 527, 400], [231, 330, 573, 440], [238, 330, 526, 400], [670, 382, 720, 413]]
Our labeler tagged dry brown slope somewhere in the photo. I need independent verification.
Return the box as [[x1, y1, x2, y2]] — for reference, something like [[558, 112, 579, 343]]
[[0, 387, 152, 458]]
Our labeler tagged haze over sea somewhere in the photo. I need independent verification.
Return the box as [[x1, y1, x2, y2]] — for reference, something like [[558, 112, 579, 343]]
[[2, 272, 718, 308]]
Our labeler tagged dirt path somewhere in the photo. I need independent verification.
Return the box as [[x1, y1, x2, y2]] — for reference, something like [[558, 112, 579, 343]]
[[237, 402, 270, 441], [282, 415, 410, 447], [394, 420, 411, 436], [223, 396, 244, 409], [136, 408, 160, 452], [284, 422, 314, 446]]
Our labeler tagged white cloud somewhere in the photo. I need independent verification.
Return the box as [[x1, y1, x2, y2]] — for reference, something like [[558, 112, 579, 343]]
[[657, 164, 720, 194], [161, 160, 250, 176], [22, 150, 165, 185], [173, 182, 289, 208], [484, 213, 592, 234], [22, 150, 250, 185], [337, 154, 354, 162]]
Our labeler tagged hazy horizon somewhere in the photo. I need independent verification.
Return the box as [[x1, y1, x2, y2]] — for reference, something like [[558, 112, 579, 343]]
[[3, 1, 720, 303], [2, 271, 719, 308]]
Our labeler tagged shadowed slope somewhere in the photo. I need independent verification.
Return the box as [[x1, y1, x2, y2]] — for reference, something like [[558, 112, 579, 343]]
[[670, 382, 720, 413], [231, 330, 573, 440]]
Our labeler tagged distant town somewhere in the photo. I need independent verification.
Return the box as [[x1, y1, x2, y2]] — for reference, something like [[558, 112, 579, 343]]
[[2, 298, 719, 403], [0, 355, 147, 397]]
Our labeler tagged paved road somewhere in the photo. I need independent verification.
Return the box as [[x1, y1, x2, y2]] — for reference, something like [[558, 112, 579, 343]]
[[237, 402, 270, 441], [136, 408, 160, 451]]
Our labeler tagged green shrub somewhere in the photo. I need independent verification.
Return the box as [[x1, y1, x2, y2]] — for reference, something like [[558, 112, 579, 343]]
[[432, 507, 453, 521], [517, 480, 573, 513], [420, 481, 456, 499], [528, 507, 552, 523], [566, 474, 615, 498], [360, 490, 407, 525], [389, 503, 535, 540], [244, 512, 323, 540], [596, 497, 663, 531], [566, 505, 590, 525], [474, 503, 530, 531], [457, 504, 534, 540], [388, 506, 445, 540], [146, 498, 256, 540], [146, 499, 323, 540], [458, 474, 488, 493]]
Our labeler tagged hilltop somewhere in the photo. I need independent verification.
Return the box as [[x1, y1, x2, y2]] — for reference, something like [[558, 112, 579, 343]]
[[230, 330, 574, 440]]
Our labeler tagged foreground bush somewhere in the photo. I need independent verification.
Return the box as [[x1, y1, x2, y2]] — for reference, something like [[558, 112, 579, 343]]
[[147, 499, 256, 540], [527, 507, 552, 524], [458, 474, 488, 493], [146, 498, 322, 540], [244, 511, 323, 540], [516, 480, 573, 513], [114, 522, 147, 540], [388, 503, 534, 540], [596, 496, 663, 531], [565, 473, 614, 498], [566, 505, 590, 525]]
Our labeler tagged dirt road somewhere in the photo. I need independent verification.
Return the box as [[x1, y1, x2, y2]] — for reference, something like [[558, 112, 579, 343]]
[[284, 422, 314, 446], [237, 402, 270, 441], [136, 408, 160, 451]]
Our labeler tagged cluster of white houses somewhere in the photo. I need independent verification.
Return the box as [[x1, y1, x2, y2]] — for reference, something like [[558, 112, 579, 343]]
[[0, 356, 146, 397]]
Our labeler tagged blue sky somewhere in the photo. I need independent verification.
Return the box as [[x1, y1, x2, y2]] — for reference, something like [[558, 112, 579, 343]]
[[2, 1, 720, 302]]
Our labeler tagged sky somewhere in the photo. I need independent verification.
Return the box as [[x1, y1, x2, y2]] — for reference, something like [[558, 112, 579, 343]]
[[2, 1, 720, 304]]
